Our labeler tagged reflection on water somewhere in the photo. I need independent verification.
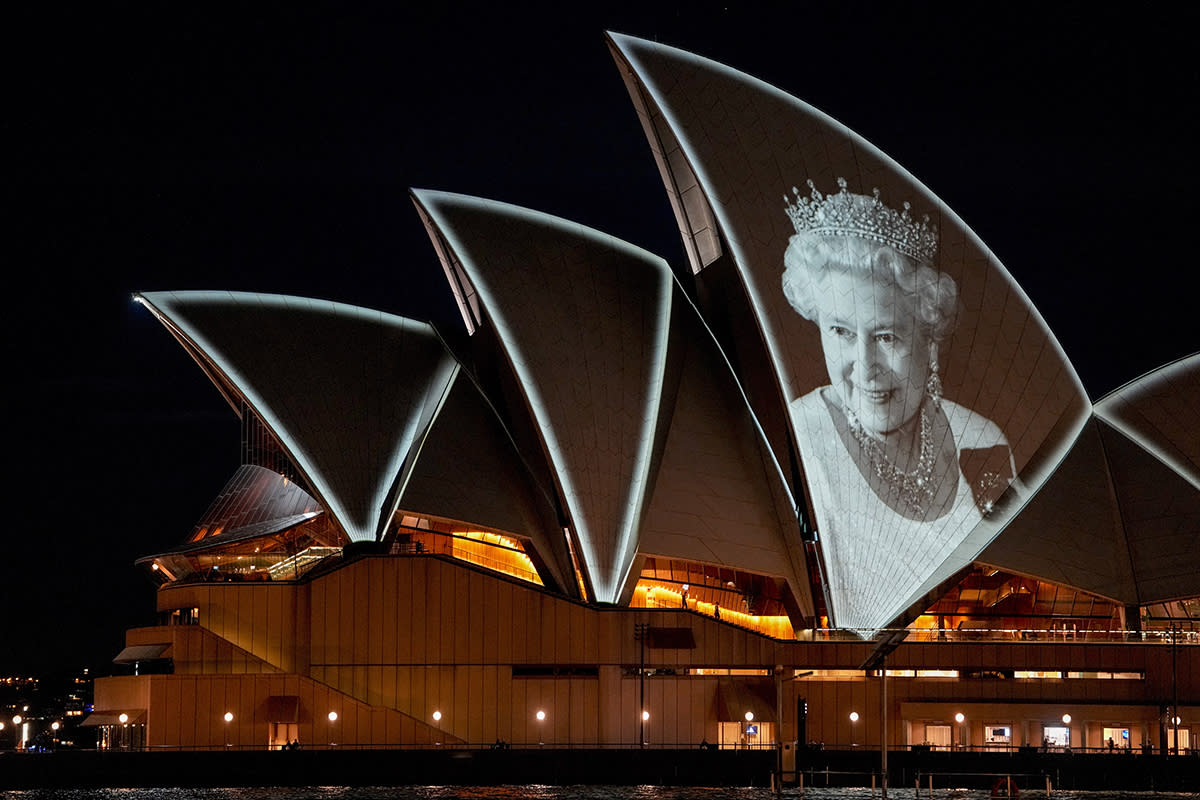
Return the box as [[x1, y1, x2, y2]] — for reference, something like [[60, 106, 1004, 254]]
[[2, 788, 1199, 800]]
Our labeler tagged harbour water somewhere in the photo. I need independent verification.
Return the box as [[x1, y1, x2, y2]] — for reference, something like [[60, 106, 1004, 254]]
[[1, 788, 1198, 799]]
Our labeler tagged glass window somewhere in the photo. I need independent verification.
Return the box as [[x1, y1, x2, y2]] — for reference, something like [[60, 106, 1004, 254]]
[[1043, 725, 1069, 747], [1102, 727, 1130, 750]]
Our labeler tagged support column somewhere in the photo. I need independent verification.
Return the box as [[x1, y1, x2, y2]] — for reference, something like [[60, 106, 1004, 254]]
[[880, 662, 888, 799]]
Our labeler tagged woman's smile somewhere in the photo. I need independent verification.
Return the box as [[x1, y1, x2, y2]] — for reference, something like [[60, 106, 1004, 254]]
[[858, 387, 894, 403]]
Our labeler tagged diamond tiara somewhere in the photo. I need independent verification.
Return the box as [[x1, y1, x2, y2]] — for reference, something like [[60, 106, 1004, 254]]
[[784, 177, 938, 264]]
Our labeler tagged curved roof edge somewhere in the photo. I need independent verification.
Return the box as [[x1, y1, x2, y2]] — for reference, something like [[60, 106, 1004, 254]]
[[134, 291, 459, 543], [606, 31, 1098, 632], [1094, 351, 1200, 491], [411, 189, 674, 603]]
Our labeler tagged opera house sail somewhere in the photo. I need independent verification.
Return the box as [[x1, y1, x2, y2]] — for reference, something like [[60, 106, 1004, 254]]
[[606, 32, 1094, 633], [82, 33, 1198, 756]]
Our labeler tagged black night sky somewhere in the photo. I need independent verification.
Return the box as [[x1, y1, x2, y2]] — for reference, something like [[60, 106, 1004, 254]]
[[5, 4, 1198, 677]]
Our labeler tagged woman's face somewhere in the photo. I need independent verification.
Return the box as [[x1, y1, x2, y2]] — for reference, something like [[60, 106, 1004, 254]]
[[815, 269, 930, 437]]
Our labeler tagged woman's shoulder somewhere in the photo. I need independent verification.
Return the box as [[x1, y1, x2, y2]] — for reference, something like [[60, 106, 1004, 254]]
[[940, 399, 1009, 450], [789, 387, 828, 416], [941, 400, 1020, 515], [788, 388, 841, 448]]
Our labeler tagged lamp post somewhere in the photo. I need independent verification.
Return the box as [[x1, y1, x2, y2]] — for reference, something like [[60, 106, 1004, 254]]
[[432, 710, 442, 746], [634, 622, 648, 748], [223, 712, 233, 749], [745, 710, 754, 749], [119, 713, 129, 750], [955, 712, 965, 751], [849, 711, 859, 748], [536, 710, 546, 748], [328, 711, 338, 749], [641, 710, 649, 747]]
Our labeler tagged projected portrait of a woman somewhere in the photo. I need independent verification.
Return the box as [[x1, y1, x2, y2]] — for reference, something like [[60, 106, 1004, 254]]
[[782, 178, 1017, 629]]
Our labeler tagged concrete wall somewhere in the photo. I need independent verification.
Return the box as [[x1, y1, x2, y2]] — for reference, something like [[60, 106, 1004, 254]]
[[93, 553, 1198, 750]]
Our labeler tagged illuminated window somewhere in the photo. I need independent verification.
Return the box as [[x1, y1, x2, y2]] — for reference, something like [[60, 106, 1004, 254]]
[[563, 530, 588, 601], [791, 670, 869, 680], [1103, 727, 1131, 748], [924, 724, 952, 750], [631, 559, 795, 639], [984, 725, 1012, 746], [1066, 671, 1144, 680], [1043, 726, 1069, 747], [449, 531, 543, 586], [391, 514, 544, 586]]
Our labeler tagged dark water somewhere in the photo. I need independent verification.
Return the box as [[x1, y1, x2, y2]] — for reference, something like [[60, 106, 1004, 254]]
[[2, 789, 1198, 800]]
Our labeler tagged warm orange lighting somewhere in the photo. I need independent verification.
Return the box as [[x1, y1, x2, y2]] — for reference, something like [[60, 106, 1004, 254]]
[[454, 531, 543, 585], [401, 525, 545, 586], [633, 581, 794, 639]]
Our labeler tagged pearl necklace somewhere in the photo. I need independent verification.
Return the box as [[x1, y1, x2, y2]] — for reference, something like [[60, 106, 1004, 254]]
[[845, 405, 936, 515]]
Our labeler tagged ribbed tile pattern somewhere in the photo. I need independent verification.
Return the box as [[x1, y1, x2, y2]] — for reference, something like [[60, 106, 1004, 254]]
[[1098, 420, 1200, 604], [639, 302, 812, 616], [1095, 353, 1200, 491], [185, 464, 321, 541], [413, 192, 673, 603], [979, 420, 1136, 602], [399, 371, 573, 592], [609, 33, 1090, 631], [138, 292, 459, 542]]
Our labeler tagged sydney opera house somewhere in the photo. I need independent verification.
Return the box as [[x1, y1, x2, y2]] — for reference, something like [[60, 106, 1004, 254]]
[[92, 33, 1198, 756]]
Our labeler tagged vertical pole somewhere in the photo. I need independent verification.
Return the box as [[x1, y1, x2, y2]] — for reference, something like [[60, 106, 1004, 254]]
[[880, 658, 888, 799], [775, 664, 784, 796], [635, 622, 648, 749], [1171, 622, 1179, 756]]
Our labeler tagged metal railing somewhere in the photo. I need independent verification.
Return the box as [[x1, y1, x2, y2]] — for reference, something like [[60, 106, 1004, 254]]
[[797, 626, 1199, 645]]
